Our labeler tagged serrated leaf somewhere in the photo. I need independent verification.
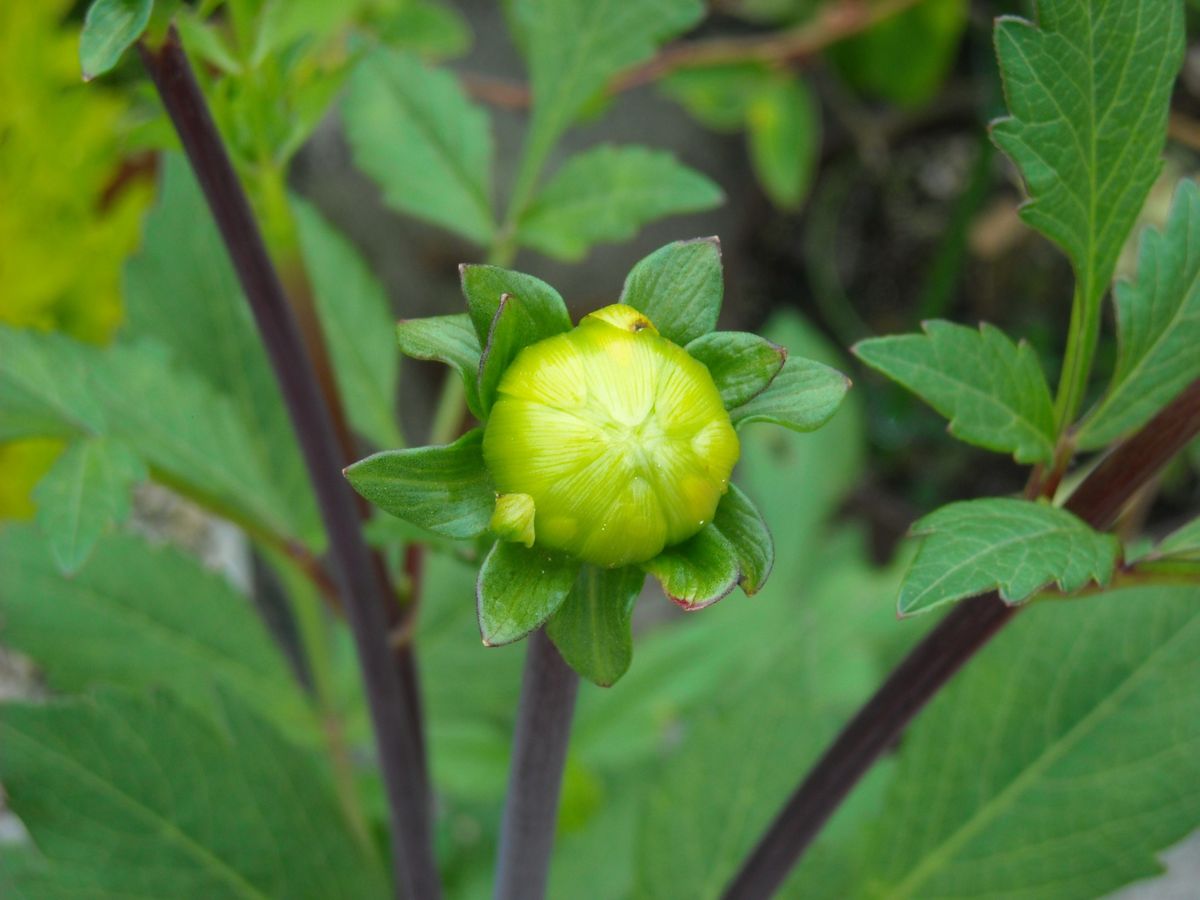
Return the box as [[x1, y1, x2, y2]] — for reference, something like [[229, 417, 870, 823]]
[[620, 237, 723, 345], [79, 0, 152, 80], [345, 428, 495, 539], [712, 483, 773, 595], [32, 437, 145, 575], [396, 313, 483, 417], [516, 144, 722, 261], [855, 585, 1200, 899], [476, 541, 580, 645], [343, 48, 494, 243], [0, 328, 306, 547], [899, 498, 1120, 615], [546, 565, 645, 686], [0, 690, 387, 899], [124, 155, 319, 544], [854, 320, 1055, 463], [642, 525, 740, 610], [686, 331, 786, 409], [0, 526, 314, 740], [729, 354, 850, 434], [1078, 179, 1200, 449], [0, 327, 105, 441], [516, 0, 703, 171], [991, 1, 1183, 328], [746, 76, 819, 208], [459, 263, 571, 349], [477, 291, 576, 415], [291, 197, 402, 449]]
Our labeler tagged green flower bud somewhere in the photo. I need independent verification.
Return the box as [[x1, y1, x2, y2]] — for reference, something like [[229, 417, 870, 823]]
[[482, 304, 740, 567]]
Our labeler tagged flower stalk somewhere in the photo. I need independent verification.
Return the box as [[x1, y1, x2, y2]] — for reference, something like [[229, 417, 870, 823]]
[[138, 29, 438, 900]]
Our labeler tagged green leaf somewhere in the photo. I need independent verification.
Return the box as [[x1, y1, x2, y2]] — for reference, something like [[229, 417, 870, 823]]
[[124, 155, 319, 544], [32, 437, 145, 575], [899, 498, 1120, 615], [0, 526, 315, 741], [345, 428, 495, 539], [712, 484, 773, 595], [1078, 179, 1200, 449], [991, 1, 1183, 329], [516, 144, 722, 261], [0, 690, 387, 899], [854, 320, 1055, 463], [659, 62, 773, 132], [475, 288, 579, 415], [642, 525, 740, 610], [729, 355, 850, 434], [830, 0, 966, 106], [0, 327, 105, 441], [546, 565, 645, 686], [371, 0, 472, 59], [746, 76, 819, 208], [855, 585, 1200, 899], [476, 541, 580, 645], [396, 314, 484, 418], [459, 263, 572, 349], [79, 0, 152, 80], [0, 328, 306, 547], [343, 48, 494, 244], [516, 0, 703, 175], [620, 237, 723, 345], [291, 197, 402, 449], [686, 331, 786, 408], [1158, 517, 1200, 558]]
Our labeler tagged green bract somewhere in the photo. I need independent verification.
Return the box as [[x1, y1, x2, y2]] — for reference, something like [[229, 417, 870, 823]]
[[346, 238, 850, 685]]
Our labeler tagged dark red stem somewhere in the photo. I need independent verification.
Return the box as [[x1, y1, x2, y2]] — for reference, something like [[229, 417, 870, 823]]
[[723, 377, 1200, 900], [138, 30, 439, 900]]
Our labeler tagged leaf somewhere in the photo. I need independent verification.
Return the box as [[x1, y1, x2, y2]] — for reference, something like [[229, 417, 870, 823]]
[[32, 437, 145, 575], [711, 484, 773, 595], [0, 690, 388, 899], [1078, 179, 1200, 449], [0, 327, 306, 547], [291, 197, 402, 449], [343, 48, 494, 243], [854, 320, 1055, 463], [546, 565, 645, 686], [516, 0, 704, 171], [476, 541, 580, 645], [619, 237, 723, 345], [0, 326, 105, 441], [686, 331, 786, 408], [459, 263, 571, 348], [1158, 517, 1200, 558], [830, 0, 966, 107], [516, 144, 722, 261], [898, 498, 1120, 615], [746, 76, 819, 208], [991, 1, 1183, 321], [854, 585, 1200, 899], [642, 525, 740, 610], [729, 355, 850, 434], [396, 314, 483, 418], [345, 428, 495, 539], [0, 526, 315, 740], [659, 62, 773, 132], [79, 0, 152, 80], [124, 155, 319, 544]]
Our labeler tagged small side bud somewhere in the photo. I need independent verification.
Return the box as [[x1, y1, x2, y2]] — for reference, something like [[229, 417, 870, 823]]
[[582, 303, 658, 334], [491, 493, 537, 547]]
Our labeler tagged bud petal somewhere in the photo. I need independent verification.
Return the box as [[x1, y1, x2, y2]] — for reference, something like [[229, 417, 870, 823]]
[[491, 492, 537, 547]]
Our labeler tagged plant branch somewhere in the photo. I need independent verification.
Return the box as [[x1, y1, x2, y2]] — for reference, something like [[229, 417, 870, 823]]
[[722, 377, 1200, 900], [493, 629, 580, 900], [138, 30, 439, 899]]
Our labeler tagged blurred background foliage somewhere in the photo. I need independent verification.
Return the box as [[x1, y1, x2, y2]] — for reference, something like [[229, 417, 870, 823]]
[[3, 0, 1200, 897]]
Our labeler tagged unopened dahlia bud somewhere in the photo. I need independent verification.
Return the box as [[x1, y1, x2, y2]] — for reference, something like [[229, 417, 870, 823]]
[[482, 304, 739, 567]]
